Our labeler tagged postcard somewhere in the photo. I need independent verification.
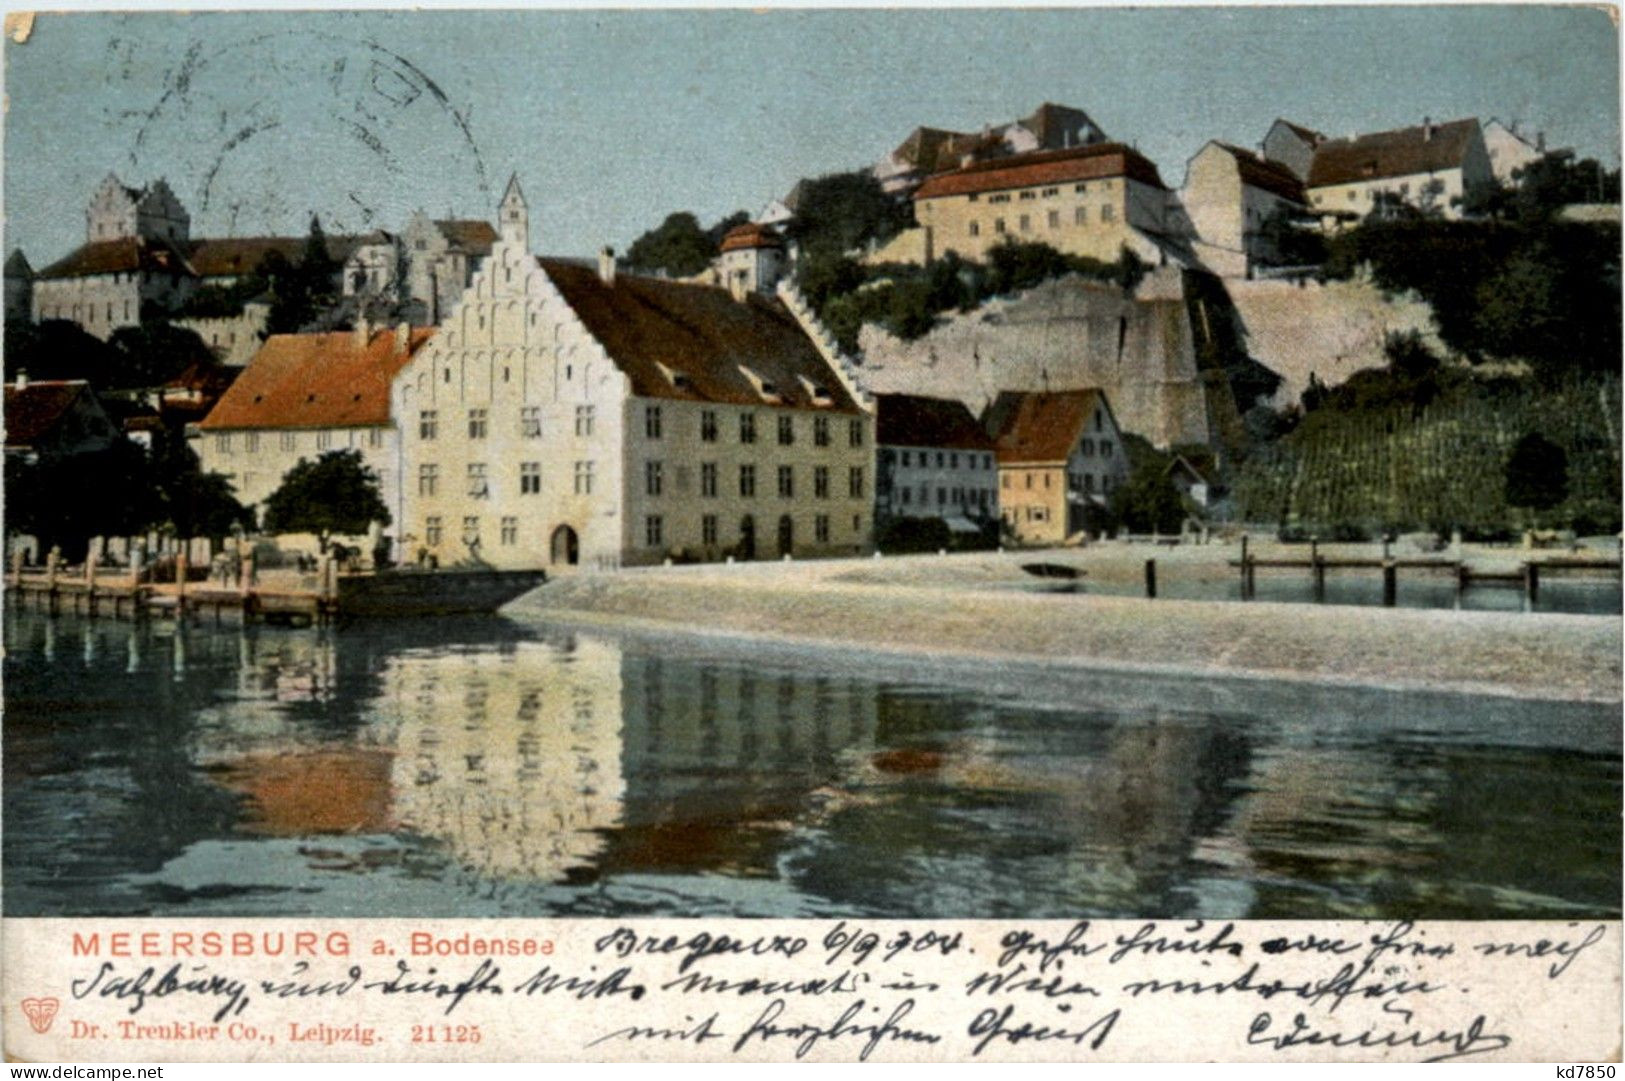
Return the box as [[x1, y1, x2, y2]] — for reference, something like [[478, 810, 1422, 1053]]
[[2, 5, 1620, 1065]]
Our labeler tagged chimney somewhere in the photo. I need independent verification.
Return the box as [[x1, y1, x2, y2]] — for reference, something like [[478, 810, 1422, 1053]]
[[728, 269, 749, 304], [394, 321, 410, 355], [1537, 131, 1547, 153], [1423, 116, 1433, 141], [354, 313, 371, 350], [14, 369, 26, 388], [598, 246, 616, 286]]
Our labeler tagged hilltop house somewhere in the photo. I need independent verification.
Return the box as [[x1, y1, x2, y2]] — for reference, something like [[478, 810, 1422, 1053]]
[[195, 322, 436, 538], [1305, 118, 1492, 225], [875, 103, 1109, 195], [874, 393, 999, 530], [1481, 119, 1550, 186], [4, 377, 119, 462], [984, 388, 1127, 545], [1261, 119, 1326, 182], [392, 176, 875, 571], [895, 143, 1176, 267], [1179, 141, 1309, 277]]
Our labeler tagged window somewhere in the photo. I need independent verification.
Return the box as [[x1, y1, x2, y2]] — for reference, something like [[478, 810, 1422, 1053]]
[[645, 460, 664, 496], [1048, 210, 1060, 228], [739, 464, 756, 497], [575, 405, 595, 437], [1042, 187, 1059, 197], [280, 432, 296, 452], [1002, 473, 1011, 489], [950, 453, 959, 469], [418, 464, 439, 496], [216, 433, 232, 454], [936, 452, 945, 468], [1019, 214, 1031, 232], [467, 408, 488, 439], [645, 405, 663, 439], [814, 417, 830, 446], [778, 465, 794, 498], [778, 415, 794, 445], [1082, 439, 1095, 457], [994, 218, 1006, 234], [968, 192, 980, 202], [739, 412, 757, 444], [520, 462, 541, 494], [467, 463, 489, 497], [463, 516, 480, 543], [1026, 473, 1034, 489], [701, 462, 718, 498], [1101, 204, 1116, 221], [701, 410, 719, 442], [501, 517, 518, 545], [1019, 190, 1036, 201], [645, 515, 663, 548], [1084, 475, 1095, 493], [420, 410, 438, 440], [937, 487, 947, 506], [969, 222, 980, 237], [814, 465, 830, 499], [521, 406, 541, 438], [573, 460, 594, 494], [1075, 182, 1089, 193], [901, 487, 912, 506], [425, 516, 442, 546], [815, 515, 830, 543], [853, 513, 863, 534], [1101, 442, 1112, 458], [368, 429, 384, 449], [245, 432, 260, 453], [316, 431, 333, 450], [849, 419, 864, 447], [702, 514, 718, 545], [849, 466, 864, 498]]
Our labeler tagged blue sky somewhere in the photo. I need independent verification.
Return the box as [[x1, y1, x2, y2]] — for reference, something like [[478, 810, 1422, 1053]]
[[5, 6, 1619, 265]]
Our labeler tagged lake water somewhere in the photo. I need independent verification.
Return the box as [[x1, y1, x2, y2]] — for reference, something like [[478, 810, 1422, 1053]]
[[4, 607, 1618, 919]]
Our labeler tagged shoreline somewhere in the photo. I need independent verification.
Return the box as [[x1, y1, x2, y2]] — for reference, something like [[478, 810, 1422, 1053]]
[[508, 551, 1623, 704]]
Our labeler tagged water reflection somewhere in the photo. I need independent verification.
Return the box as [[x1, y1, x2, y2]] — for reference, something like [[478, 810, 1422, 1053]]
[[3, 608, 1617, 919]]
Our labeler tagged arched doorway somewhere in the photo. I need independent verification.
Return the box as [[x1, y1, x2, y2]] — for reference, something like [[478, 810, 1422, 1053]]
[[738, 516, 756, 561], [550, 524, 579, 566], [777, 514, 794, 557]]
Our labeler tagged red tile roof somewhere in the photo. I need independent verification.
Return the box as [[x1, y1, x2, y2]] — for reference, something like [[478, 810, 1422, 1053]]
[[876, 393, 992, 450], [5, 380, 95, 448], [1213, 142, 1307, 203], [186, 235, 365, 279], [986, 388, 1110, 464], [35, 238, 193, 280], [914, 143, 1167, 200], [540, 260, 862, 414], [198, 326, 435, 431], [1308, 118, 1483, 188], [890, 126, 969, 172], [719, 222, 784, 252]]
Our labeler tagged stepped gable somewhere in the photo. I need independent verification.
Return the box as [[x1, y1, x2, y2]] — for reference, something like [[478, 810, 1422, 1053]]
[[1308, 118, 1482, 187], [4, 380, 92, 448], [199, 326, 434, 431], [875, 393, 992, 450], [36, 237, 193, 280], [914, 143, 1166, 200], [539, 259, 863, 414], [985, 388, 1108, 464]]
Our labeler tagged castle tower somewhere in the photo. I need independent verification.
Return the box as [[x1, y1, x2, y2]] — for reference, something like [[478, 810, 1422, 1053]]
[[499, 173, 528, 251]]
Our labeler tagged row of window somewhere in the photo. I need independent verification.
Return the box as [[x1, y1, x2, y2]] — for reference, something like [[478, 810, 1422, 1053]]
[[967, 203, 1116, 238], [999, 470, 1118, 494], [971, 182, 1104, 204], [216, 429, 385, 454], [675, 462, 865, 500], [890, 449, 997, 471], [650, 512, 863, 549], [419, 461, 590, 497], [422, 515, 521, 547], [896, 486, 995, 509], [39, 299, 134, 324], [417, 405, 867, 448]]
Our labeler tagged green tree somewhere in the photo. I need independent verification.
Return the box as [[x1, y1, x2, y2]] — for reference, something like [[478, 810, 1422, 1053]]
[[106, 321, 216, 389], [624, 212, 717, 277], [265, 216, 341, 334], [261, 450, 390, 550], [150, 431, 252, 540], [5, 440, 163, 561], [1109, 461, 1188, 534], [785, 170, 912, 259], [1504, 432, 1570, 512], [4, 319, 123, 384]]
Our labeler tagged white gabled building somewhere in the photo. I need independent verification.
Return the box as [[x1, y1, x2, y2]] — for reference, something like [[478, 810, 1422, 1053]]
[[392, 176, 875, 571]]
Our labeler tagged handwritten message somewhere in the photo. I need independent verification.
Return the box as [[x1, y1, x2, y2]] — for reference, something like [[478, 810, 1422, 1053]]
[[4, 919, 1616, 1062]]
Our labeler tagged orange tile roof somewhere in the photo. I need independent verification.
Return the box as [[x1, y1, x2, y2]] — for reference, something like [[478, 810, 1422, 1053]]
[[718, 222, 784, 252], [540, 260, 862, 414], [914, 143, 1166, 201], [986, 388, 1110, 464], [198, 326, 435, 431], [186, 235, 365, 278]]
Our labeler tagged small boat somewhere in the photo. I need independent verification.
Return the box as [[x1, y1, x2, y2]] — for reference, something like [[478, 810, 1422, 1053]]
[[1020, 562, 1085, 580], [336, 567, 548, 617]]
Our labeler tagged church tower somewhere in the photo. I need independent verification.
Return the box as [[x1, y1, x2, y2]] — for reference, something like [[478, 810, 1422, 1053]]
[[499, 173, 529, 251]]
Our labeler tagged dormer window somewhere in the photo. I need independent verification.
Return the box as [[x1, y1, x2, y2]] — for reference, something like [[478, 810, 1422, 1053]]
[[737, 365, 781, 404], [797, 376, 834, 406]]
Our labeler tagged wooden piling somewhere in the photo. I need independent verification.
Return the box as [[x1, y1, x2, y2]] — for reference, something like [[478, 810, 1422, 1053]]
[[1310, 536, 1325, 603], [1239, 534, 1253, 600], [1144, 558, 1157, 599], [1524, 561, 1540, 610], [1382, 560, 1397, 607]]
